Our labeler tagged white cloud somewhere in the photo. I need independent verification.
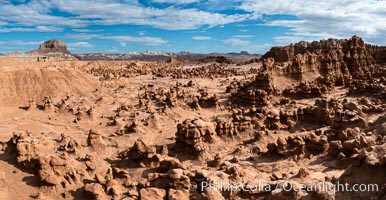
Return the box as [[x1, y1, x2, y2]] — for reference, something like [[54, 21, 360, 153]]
[[204, 0, 243, 11], [150, 0, 200, 4], [239, 0, 386, 44], [223, 38, 250, 46], [273, 36, 306, 46], [0, 26, 63, 33], [0, 1, 87, 28], [51, 0, 250, 30], [232, 35, 254, 38], [67, 42, 94, 48], [72, 29, 104, 33], [0, 0, 251, 31], [65, 33, 101, 40], [0, 40, 43, 53], [3, 0, 386, 49], [0, 40, 42, 46], [101, 36, 168, 45], [242, 43, 273, 54], [193, 36, 212, 40], [35, 26, 63, 32], [238, 29, 249, 32]]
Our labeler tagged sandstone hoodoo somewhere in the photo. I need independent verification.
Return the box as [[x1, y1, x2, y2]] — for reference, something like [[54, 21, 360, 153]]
[[248, 36, 386, 101], [261, 36, 385, 86], [0, 35, 385, 200]]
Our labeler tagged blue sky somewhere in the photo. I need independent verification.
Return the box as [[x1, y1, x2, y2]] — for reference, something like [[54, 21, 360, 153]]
[[1, 0, 386, 54]]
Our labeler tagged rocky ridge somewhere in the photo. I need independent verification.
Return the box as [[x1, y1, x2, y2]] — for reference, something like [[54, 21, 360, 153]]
[[28, 40, 71, 55]]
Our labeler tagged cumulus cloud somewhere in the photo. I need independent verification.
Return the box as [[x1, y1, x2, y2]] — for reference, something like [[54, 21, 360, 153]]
[[239, 0, 386, 44], [2, 0, 386, 51], [0, 0, 250, 31], [0, 40, 43, 46], [193, 36, 212, 40], [0, 26, 63, 33], [150, 0, 200, 4], [72, 29, 105, 33], [0, 1, 87, 27], [204, 0, 243, 11], [0, 40, 45, 53]]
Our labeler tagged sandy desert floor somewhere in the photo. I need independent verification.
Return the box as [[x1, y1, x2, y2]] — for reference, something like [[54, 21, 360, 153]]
[[0, 56, 385, 200]]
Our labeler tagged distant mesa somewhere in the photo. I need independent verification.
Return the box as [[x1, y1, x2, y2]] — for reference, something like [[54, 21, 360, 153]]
[[28, 39, 71, 56], [6, 51, 24, 57], [39, 39, 70, 54], [198, 56, 232, 64], [240, 51, 250, 55]]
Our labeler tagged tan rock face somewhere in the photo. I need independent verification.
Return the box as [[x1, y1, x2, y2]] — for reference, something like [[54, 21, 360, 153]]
[[84, 183, 108, 200], [227, 72, 276, 107], [175, 118, 216, 156], [168, 189, 190, 200], [118, 139, 160, 168], [87, 129, 106, 150], [139, 187, 166, 200], [7, 131, 56, 170]]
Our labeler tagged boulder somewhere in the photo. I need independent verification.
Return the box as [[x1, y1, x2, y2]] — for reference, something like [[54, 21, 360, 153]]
[[139, 188, 166, 200]]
